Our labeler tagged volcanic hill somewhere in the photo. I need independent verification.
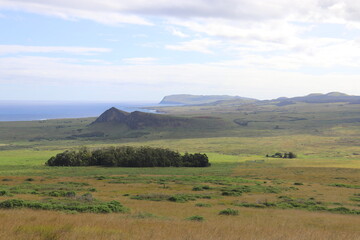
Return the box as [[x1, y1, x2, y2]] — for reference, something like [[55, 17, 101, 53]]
[[91, 107, 190, 129]]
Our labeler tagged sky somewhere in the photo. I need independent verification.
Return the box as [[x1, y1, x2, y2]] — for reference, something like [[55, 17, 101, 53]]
[[1, 0, 360, 102]]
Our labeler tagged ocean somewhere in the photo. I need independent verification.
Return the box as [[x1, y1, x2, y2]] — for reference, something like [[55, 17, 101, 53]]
[[0, 102, 160, 121]]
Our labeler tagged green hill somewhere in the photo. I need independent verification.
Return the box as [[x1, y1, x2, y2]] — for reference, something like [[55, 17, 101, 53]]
[[91, 107, 192, 129], [159, 94, 257, 105]]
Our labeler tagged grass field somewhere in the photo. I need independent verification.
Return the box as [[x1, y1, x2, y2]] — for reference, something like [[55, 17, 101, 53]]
[[0, 102, 359, 239]]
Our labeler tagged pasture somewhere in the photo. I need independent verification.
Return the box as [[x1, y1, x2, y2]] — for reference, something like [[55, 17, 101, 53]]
[[0, 102, 359, 239]]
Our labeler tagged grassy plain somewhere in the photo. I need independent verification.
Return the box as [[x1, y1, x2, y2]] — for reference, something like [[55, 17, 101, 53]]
[[0, 101, 359, 239]]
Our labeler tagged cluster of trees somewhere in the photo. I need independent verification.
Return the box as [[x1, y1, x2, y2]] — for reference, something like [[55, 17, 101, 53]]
[[46, 146, 210, 167], [266, 152, 297, 159]]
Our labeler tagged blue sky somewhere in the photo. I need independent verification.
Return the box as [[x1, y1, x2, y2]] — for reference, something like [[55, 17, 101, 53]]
[[1, 0, 360, 102]]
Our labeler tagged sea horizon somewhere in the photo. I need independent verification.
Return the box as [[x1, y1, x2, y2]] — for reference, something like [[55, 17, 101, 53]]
[[0, 101, 163, 122]]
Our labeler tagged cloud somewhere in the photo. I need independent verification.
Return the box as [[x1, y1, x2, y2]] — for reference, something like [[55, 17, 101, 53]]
[[122, 57, 158, 65], [167, 27, 189, 38], [0, 45, 111, 55], [2, 0, 360, 100], [2, 1, 360, 25], [1, 56, 360, 100], [166, 38, 220, 53], [0, 0, 152, 25]]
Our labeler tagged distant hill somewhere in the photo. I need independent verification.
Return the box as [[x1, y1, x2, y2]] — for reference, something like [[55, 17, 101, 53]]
[[275, 92, 360, 104], [91, 107, 191, 129], [160, 94, 256, 105]]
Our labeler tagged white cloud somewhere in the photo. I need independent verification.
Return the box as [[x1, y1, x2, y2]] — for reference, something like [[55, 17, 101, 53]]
[[2, 0, 360, 100], [2, 1, 360, 25], [166, 38, 220, 54], [0, 0, 152, 25], [0, 45, 111, 55], [1, 56, 360, 100], [122, 57, 158, 65], [167, 27, 189, 38]]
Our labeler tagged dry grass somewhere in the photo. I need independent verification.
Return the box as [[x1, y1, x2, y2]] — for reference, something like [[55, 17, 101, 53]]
[[0, 208, 359, 240], [0, 172, 359, 239]]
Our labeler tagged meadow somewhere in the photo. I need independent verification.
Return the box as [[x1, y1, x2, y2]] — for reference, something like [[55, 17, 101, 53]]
[[0, 101, 359, 239]]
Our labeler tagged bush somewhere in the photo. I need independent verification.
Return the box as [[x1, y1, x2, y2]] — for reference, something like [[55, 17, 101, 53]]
[[195, 203, 212, 207], [47, 191, 76, 198], [266, 152, 297, 158], [0, 199, 25, 208], [0, 190, 10, 196], [168, 195, 196, 203], [192, 185, 211, 191], [0, 199, 128, 214], [186, 215, 205, 221], [131, 194, 171, 201], [46, 146, 210, 168], [219, 208, 239, 216]]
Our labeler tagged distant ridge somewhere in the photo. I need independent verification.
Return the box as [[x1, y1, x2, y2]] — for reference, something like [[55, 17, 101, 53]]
[[280, 92, 360, 104], [92, 107, 189, 129], [160, 94, 256, 105]]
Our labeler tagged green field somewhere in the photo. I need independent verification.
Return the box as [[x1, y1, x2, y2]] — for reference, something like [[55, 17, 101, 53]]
[[0, 102, 359, 239]]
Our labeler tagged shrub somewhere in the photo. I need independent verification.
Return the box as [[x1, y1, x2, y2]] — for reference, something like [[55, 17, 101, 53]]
[[219, 208, 239, 216], [168, 194, 196, 203], [47, 191, 76, 198], [192, 186, 203, 191], [79, 193, 93, 202], [192, 185, 211, 191], [0, 199, 25, 208], [0, 199, 128, 214], [46, 146, 210, 168], [328, 183, 360, 189], [195, 203, 212, 207], [186, 215, 205, 221], [131, 194, 171, 201], [266, 152, 297, 158], [0, 190, 10, 196]]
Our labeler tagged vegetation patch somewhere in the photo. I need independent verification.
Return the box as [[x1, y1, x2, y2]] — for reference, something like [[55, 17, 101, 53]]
[[219, 208, 239, 216], [131, 212, 159, 219], [0, 190, 11, 197], [192, 185, 211, 191], [46, 146, 210, 167], [234, 196, 360, 215], [328, 183, 360, 189], [220, 185, 281, 196], [131, 193, 212, 203], [0, 198, 128, 213], [1, 182, 91, 196], [266, 152, 297, 158], [349, 194, 360, 202], [131, 193, 171, 201], [107, 175, 256, 185], [186, 215, 205, 221], [195, 203, 212, 207]]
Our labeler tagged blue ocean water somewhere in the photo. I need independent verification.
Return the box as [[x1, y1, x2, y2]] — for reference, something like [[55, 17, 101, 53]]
[[0, 102, 160, 121]]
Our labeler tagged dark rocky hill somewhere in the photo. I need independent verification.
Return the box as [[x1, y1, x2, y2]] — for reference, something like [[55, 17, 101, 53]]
[[93, 107, 129, 123], [91, 107, 190, 129]]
